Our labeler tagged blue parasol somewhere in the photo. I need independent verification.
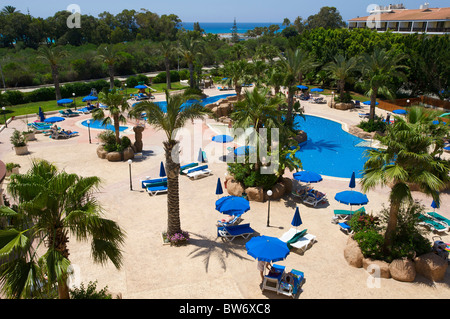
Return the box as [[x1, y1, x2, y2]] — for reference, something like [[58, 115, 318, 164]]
[[212, 134, 234, 143], [335, 190, 368, 206], [43, 116, 65, 123], [159, 161, 166, 177], [392, 109, 407, 115], [297, 85, 308, 90], [82, 95, 98, 102], [291, 207, 302, 228], [234, 145, 256, 156], [57, 98, 73, 104], [363, 101, 379, 105], [349, 171, 356, 189], [215, 195, 250, 216], [246, 236, 290, 262], [135, 85, 148, 89], [310, 88, 324, 92], [293, 171, 322, 183], [216, 178, 224, 195], [431, 199, 439, 210]]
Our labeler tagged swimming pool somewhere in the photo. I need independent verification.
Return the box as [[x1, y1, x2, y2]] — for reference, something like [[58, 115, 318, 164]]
[[293, 115, 372, 179], [81, 119, 128, 132], [154, 93, 236, 112]]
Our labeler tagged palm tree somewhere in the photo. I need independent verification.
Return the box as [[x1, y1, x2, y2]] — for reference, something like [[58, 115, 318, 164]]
[[0, 159, 125, 299], [129, 90, 210, 236], [358, 48, 408, 120], [324, 54, 357, 102], [159, 41, 173, 90], [222, 60, 253, 100], [278, 48, 317, 125], [178, 35, 203, 88], [361, 119, 450, 255], [37, 46, 67, 101], [266, 66, 285, 96], [98, 45, 118, 90], [1, 5, 19, 14], [92, 89, 129, 144]]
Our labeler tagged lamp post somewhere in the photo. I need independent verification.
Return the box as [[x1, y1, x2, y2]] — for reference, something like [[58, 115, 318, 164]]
[[266, 190, 273, 227], [87, 120, 91, 144], [72, 92, 76, 110], [128, 159, 133, 190], [2, 106, 6, 128], [125, 83, 127, 95], [406, 99, 410, 107]]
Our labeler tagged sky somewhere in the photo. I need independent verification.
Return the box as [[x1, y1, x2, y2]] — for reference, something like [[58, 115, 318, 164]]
[[3, 0, 448, 23]]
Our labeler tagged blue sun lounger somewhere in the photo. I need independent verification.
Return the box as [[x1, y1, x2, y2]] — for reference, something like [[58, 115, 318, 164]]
[[418, 214, 448, 233], [262, 264, 285, 293], [180, 163, 199, 174], [427, 212, 450, 227], [217, 223, 255, 241], [141, 177, 167, 189], [146, 185, 168, 196], [334, 206, 366, 220], [338, 222, 352, 234]]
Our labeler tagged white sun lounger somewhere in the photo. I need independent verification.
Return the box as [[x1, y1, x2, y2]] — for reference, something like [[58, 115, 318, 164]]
[[279, 228, 316, 254]]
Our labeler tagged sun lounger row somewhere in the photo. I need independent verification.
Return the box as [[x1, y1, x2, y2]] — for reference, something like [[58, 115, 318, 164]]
[[262, 264, 305, 298], [418, 213, 449, 233], [334, 206, 366, 220], [141, 177, 168, 196], [50, 130, 79, 139], [217, 223, 255, 241], [278, 228, 316, 254], [181, 163, 211, 180], [59, 109, 80, 117]]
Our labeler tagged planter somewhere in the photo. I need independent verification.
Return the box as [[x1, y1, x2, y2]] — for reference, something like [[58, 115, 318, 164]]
[[24, 132, 36, 141], [14, 146, 28, 156]]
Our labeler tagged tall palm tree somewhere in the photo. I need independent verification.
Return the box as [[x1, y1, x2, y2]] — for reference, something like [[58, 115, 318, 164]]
[[0, 159, 125, 299], [266, 66, 285, 96], [159, 41, 173, 90], [97, 45, 118, 90], [129, 90, 210, 236], [37, 46, 67, 101], [324, 54, 357, 102], [358, 48, 408, 120], [92, 89, 129, 144], [1, 5, 19, 14], [278, 48, 317, 125], [222, 60, 252, 100], [178, 35, 203, 88], [361, 119, 450, 254]]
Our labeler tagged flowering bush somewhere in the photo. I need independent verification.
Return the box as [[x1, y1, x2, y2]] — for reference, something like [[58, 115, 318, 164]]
[[165, 230, 189, 246]]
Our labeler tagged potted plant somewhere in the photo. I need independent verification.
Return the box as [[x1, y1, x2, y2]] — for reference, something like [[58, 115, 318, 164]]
[[5, 163, 20, 176], [23, 128, 36, 141], [10, 129, 28, 155]]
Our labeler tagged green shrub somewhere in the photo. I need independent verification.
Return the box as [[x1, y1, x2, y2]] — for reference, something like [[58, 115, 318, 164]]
[[179, 69, 190, 80], [227, 162, 278, 191], [70, 281, 113, 299], [152, 71, 180, 84], [125, 76, 138, 88], [136, 74, 150, 85], [5, 90, 26, 105], [348, 212, 380, 233], [354, 229, 385, 260], [357, 119, 387, 133], [27, 87, 56, 102]]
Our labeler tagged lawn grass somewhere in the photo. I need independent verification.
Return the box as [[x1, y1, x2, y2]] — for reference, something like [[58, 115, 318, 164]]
[[0, 82, 188, 124]]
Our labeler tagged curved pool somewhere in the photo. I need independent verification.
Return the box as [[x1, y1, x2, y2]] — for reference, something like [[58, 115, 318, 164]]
[[81, 119, 128, 132], [153, 93, 236, 112], [293, 115, 372, 179]]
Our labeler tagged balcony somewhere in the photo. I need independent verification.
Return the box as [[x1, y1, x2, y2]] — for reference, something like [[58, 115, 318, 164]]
[[426, 27, 449, 33]]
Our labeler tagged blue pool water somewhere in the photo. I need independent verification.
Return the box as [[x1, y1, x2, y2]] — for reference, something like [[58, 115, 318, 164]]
[[81, 120, 128, 132], [154, 93, 236, 112], [294, 115, 372, 179]]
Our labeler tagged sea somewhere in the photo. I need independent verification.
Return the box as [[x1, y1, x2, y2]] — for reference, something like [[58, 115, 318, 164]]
[[180, 22, 285, 34]]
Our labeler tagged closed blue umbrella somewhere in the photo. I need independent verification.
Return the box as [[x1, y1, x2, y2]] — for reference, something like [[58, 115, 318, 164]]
[[38, 107, 45, 122], [291, 207, 302, 228], [159, 161, 166, 177], [349, 172, 356, 189], [215, 195, 250, 216], [335, 190, 368, 206], [82, 95, 98, 102], [212, 134, 234, 143], [297, 85, 308, 90], [198, 148, 206, 163], [43, 116, 65, 123], [216, 178, 223, 195], [392, 109, 407, 115], [310, 88, 324, 92], [234, 145, 256, 156], [293, 171, 322, 183], [57, 99, 73, 104], [431, 200, 439, 210], [246, 236, 290, 262]]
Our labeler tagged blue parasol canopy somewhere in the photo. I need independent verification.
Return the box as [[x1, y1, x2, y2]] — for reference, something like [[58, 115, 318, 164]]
[[43, 116, 65, 123], [215, 195, 250, 216], [297, 85, 308, 90], [246, 236, 290, 262], [310, 88, 324, 92], [234, 145, 256, 156], [216, 178, 223, 195], [431, 199, 439, 209], [82, 95, 98, 102], [135, 85, 148, 89], [363, 101, 379, 105], [392, 109, 407, 115], [291, 207, 302, 228], [293, 171, 322, 183], [159, 161, 166, 177], [212, 134, 234, 143], [432, 120, 446, 125], [335, 190, 368, 206], [57, 98, 73, 104]]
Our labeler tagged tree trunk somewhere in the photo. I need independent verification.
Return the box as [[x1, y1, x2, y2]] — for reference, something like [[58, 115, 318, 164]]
[[189, 62, 195, 88], [49, 226, 70, 299], [113, 115, 120, 144], [383, 199, 400, 255], [52, 66, 62, 101], [165, 56, 171, 90], [108, 65, 114, 90], [369, 90, 377, 121], [339, 79, 345, 102], [286, 85, 295, 125], [164, 139, 181, 236]]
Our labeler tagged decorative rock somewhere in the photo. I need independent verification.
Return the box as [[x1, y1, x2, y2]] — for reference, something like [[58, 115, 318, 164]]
[[280, 177, 293, 194], [344, 237, 364, 268], [227, 180, 244, 197], [269, 183, 285, 200], [414, 252, 448, 282], [334, 102, 354, 110], [293, 130, 307, 144], [363, 258, 391, 279], [389, 258, 416, 282], [133, 125, 145, 152], [246, 187, 264, 202], [97, 145, 108, 159], [123, 146, 135, 161], [106, 151, 122, 162]]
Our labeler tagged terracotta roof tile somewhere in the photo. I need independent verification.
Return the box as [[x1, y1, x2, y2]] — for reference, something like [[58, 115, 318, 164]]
[[349, 7, 450, 22]]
